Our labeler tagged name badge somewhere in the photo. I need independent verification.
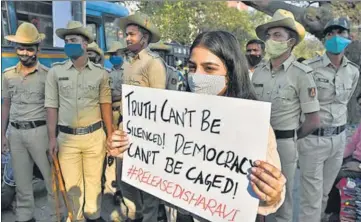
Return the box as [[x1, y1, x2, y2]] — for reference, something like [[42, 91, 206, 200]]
[[59, 77, 69, 81]]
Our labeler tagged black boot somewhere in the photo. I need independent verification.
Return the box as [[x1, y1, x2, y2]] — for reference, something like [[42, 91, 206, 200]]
[[86, 217, 106, 222], [16, 219, 36, 222]]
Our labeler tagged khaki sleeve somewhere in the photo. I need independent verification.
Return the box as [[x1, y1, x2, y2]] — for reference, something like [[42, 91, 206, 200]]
[[257, 126, 286, 215], [299, 72, 320, 113], [2, 73, 10, 99], [99, 71, 112, 104], [348, 68, 360, 101], [147, 59, 166, 89], [45, 68, 59, 108]]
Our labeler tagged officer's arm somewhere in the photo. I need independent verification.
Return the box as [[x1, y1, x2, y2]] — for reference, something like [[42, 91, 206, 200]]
[[99, 71, 113, 135], [297, 72, 321, 139], [44, 68, 59, 140], [348, 68, 360, 101], [1, 75, 10, 139], [148, 59, 166, 89]]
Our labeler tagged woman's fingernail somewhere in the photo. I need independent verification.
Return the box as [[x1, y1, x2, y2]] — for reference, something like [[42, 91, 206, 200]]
[[251, 167, 257, 173], [250, 174, 256, 180], [255, 160, 260, 166]]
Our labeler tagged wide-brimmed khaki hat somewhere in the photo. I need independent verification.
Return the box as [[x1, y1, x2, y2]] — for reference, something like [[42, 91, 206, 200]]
[[87, 42, 103, 56], [256, 9, 305, 45], [106, 40, 127, 54], [56, 20, 94, 43], [118, 12, 160, 43], [5, 22, 45, 44]]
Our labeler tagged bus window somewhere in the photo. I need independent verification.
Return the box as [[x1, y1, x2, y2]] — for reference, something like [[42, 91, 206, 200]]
[[104, 15, 124, 50], [1, 2, 10, 45], [86, 22, 97, 43], [15, 1, 53, 47]]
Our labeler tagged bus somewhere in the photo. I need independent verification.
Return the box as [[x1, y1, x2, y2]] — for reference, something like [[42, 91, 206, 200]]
[[1, 1, 129, 71]]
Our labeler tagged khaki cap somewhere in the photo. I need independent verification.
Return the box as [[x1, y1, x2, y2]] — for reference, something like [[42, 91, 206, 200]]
[[56, 21, 94, 43], [5, 22, 45, 44], [106, 40, 127, 54], [87, 42, 104, 56], [256, 9, 306, 45], [118, 12, 160, 43]]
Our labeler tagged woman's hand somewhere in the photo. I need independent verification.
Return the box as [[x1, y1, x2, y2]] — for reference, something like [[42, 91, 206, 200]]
[[250, 160, 286, 206], [106, 130, 129, 157], [342, 161, 361, 172]]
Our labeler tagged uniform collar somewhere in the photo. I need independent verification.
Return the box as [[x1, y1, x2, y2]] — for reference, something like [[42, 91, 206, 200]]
[[66, 58, 94, 70], [16, 61, 40, 75], [264, 54, 295, 72], [322, 53, 349, 68]]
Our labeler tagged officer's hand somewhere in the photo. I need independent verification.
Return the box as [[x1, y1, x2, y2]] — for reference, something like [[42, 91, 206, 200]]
[[1, 136, 9, 154], [49, 138, 58, 157], [107, 130, 129, 157], [250, 160, 286, 207]]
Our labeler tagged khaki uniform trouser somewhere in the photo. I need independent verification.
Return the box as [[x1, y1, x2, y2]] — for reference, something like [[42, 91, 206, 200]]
[[266, 137, 297, 222], [298, 131, 345, 222], [57, 128, 106, 221], [9, 124, 57, 222], [116, 158, 160, 221]]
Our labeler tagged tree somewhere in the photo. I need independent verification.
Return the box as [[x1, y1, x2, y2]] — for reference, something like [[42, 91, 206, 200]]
[[138, 1, 269, 48]]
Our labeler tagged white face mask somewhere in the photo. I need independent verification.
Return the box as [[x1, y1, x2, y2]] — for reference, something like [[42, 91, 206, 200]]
[[187, 73, 226, 95]]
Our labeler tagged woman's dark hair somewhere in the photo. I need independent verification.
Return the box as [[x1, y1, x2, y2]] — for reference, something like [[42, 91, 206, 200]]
[[188, 31, 257, 100]]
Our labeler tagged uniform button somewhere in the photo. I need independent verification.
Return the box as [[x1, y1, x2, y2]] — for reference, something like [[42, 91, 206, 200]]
[[267, 91, 270, 94], [272, 75, 275, 78], [78, 98, 81, 100]]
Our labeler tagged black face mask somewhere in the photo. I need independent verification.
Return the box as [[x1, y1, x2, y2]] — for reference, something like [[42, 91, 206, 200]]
[[17, 54, 37, 67], [246, 54, 263, 67]]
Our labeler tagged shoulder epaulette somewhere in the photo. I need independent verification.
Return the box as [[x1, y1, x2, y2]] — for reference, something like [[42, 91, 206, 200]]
[[105, 68, 111, 73], [147, 49, 160, 59], [51, 60, 67, 67], [292, 61, 313, 74], [3, 65, 16, 73], [39, 63, 50, 71], [347, 60, 360, 70], [303, 56, 322, 66]]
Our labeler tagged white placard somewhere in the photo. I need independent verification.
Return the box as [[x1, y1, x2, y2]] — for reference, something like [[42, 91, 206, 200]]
[[121, 85, 271, 222]]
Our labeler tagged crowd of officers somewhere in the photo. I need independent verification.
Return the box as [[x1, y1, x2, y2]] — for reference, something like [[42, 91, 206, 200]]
[[1, 8, 360, 222]]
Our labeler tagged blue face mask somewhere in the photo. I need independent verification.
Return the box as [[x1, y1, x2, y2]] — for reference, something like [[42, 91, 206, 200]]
[[324, 36, 351, 54], [109, 55, 124, 66], [64, 43, 84, 59]]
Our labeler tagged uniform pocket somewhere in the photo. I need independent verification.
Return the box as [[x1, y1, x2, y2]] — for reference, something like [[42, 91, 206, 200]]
[[59, 81, 73, 98], [336, 82, 353, 103], [84, 83, 99, 98]]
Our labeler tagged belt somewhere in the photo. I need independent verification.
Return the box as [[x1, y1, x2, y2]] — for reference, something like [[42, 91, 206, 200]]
[[274, 130, 295, 139], [112, 106, 120, 111], [10, 121, 46, 130], [58, 121, 102, 135], [312, 125, 346, 137]]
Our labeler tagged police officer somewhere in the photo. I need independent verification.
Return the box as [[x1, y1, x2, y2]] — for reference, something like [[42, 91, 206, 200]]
[[298, 17, 359, 222], [1, 22, 56, 222], [252, 9, 321, 222], [246, 39, 265, 79], [45, 21, 112, 222], [103, 40, 128, 210], [109, 12, 167, 222], [87, 42, 105, 66]]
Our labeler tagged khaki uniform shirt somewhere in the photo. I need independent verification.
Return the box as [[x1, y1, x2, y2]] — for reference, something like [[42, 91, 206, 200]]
[[122, 47, 166, 89], [2, 62, 48, 122], [109, 67, 124, 102], [252, 55, 320, 130], [44, 60, 111, 128], [303, 54, 359, 127]]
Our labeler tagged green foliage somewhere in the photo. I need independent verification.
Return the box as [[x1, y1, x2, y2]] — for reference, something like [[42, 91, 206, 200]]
[[138, 1, 269, 49], [293, 36, 324, 59]]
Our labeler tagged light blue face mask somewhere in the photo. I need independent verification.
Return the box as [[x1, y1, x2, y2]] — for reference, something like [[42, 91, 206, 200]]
[[109, 55, 124, 66], [64, 43, 84, 59], [324, 36, 351, 54]]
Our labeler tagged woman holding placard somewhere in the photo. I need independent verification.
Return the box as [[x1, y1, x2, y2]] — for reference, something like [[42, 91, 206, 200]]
[[109, 31, 286, 221]]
